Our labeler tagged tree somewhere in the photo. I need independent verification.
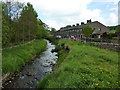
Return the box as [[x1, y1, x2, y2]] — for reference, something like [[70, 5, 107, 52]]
[[51, 28, 56, 36], [18, 2, 38, 41], [82, 26, 93, 43], [36, 20, 49, 39], [2, 1, 49, 47], [2, 2, 12, 47], [82, 26, 93, 37]]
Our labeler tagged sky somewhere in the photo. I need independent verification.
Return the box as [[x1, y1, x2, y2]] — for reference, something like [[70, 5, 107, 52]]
[[20, 0, 119, 30]]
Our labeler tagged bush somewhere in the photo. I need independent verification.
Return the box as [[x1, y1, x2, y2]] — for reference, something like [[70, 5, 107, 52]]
[[93, 38, 101, 42]]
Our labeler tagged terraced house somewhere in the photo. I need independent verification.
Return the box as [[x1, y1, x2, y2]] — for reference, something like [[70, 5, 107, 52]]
[[56, 19, 109, 39]]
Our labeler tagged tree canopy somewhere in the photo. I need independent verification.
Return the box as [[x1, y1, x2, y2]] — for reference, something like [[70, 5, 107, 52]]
[[82, 26, 94, 38], [2, 1, 49, 48]]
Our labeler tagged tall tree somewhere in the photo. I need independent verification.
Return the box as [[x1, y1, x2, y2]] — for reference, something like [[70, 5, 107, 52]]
[[2, 1, 49, 47], [36, 19, 49, 39], [18, 2, 38, 41], [51, 28, 56, 36], [2, 2, 12, 47], [82, 26, 93, 38], [82, 26, 93, 43]]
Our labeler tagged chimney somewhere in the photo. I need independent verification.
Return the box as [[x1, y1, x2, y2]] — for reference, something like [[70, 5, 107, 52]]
[[81, 22, 84, 25], [76, 23, 79, 26], [72, 25, 75, 27], [87, 19, 92, 23]]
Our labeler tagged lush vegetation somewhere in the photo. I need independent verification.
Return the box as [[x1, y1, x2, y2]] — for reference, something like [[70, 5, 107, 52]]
[[1, 1, 48, 48], [2, 39, 46, 74], [82, 26, 93, 38], [38, 39, 119, 88], [1, 0, 55, 75], [107, 25, 118, 31]]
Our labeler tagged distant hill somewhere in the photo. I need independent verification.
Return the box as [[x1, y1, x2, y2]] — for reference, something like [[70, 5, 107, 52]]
[[107, 25, 119, 31]]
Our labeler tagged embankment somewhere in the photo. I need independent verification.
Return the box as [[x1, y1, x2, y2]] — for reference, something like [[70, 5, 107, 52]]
[[2, 39, 47, 80], [37, 39, 119, 88]]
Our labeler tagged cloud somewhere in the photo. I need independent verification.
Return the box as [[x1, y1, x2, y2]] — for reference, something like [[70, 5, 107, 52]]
[[45, 20, 66, 29], [118, 1, 120, 25], [106, 13, 118, 26], [21, 0, 118, 29], [110, 7, 118, 12]]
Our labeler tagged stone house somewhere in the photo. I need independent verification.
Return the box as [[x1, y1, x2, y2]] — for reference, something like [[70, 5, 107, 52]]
[[56, 19, 109, 39]]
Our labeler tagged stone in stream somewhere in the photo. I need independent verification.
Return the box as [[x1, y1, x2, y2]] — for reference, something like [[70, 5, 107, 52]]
[[34, 76, 39, 80], [42, 63, 50, 67], [45, 68, 52, 73], [26, 81, 33, 85], [9, 80, 11, 83], [51, 60, 56, 65], [20, 75, 25, 79], [47, 61, 51, 64], [26, 72, 33, 76]]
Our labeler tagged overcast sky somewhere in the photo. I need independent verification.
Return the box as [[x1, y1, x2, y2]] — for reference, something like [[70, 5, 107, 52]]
[[20, 0, 119, 30]]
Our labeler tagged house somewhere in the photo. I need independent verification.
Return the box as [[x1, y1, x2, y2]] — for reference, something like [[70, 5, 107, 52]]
[[56, 19, 109, 39]]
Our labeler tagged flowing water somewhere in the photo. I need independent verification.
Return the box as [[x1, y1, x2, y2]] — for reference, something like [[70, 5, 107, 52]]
[[4, 40, 58, 88]]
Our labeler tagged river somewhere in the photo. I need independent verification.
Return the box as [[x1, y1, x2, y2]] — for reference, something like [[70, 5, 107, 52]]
[[3, 40, 58, 88]]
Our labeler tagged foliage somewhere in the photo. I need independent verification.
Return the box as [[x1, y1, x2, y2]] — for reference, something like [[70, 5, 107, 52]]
[[50, 28, 56, 36], [115, 25, 120, 37], [107, 25, 118, 31], [2, 2, 10, 47], [2, 39, 47, 74], [38, 39, 119, 88], [2, 1, 49, 48], [82, 26, 94, 37], [36, 24, 49, 39], [102, 32, 117, 39], [109, 30, 116, 34]]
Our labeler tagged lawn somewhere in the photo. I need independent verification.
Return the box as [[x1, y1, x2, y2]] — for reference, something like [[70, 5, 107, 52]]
[[2, 39, 47, 74], [38, 39, 119, 88]]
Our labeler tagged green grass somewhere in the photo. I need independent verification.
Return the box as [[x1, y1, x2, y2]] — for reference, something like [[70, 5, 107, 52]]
[[109, 30, 116, 34], [37, 39, 119, 88], [2, 39, 47, 74]]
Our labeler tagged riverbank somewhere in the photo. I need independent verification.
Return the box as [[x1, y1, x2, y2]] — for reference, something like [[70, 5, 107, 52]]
[[2, 39, 47, 77], [38, 39, 119, 88], [3, 40, 58, 88]]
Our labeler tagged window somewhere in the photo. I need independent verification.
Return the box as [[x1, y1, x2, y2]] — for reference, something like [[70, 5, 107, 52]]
[[98, 28, 101, 31]]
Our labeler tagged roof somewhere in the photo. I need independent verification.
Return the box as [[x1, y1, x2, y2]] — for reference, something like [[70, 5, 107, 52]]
[[58, 20, 109, 35]]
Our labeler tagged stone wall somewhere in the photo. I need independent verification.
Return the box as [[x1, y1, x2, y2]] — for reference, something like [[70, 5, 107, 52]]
[[87, 42, 120, 52]]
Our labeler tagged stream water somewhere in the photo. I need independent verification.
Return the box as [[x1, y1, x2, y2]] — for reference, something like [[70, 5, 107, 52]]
[[4, 40, 58, 88]]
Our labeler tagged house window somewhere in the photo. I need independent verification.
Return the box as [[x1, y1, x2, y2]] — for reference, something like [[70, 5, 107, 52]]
[[98, 28, 101, 31]]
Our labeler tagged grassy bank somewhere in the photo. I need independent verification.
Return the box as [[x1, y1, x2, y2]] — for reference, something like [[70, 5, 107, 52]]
[[2, 39, 47, 74], [38, 39, 119, 88]]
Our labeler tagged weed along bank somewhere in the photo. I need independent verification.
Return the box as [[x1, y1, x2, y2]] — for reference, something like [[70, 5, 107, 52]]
[[38, 39, 119, 88]]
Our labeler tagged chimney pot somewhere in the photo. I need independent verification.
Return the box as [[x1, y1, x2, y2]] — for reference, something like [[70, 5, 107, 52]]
[[76, 23, 79, 26], [81, 22, 84, 25], [73, 25, 75, 27], [87, 19, 92, 23]]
